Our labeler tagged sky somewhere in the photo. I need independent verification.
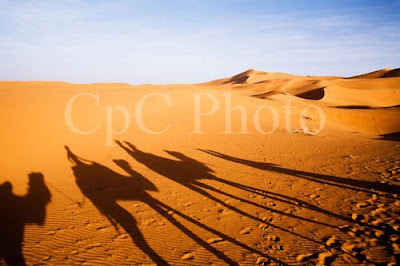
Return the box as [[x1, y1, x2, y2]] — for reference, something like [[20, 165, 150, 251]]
[[0, 0, 399, 84]]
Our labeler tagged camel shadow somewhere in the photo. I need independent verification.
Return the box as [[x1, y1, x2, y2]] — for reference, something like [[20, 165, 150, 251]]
[[65, 146, 167, 264], [116, 141, 353, 245], [66, 146, 281, 265], [0, 173, 51, 266]]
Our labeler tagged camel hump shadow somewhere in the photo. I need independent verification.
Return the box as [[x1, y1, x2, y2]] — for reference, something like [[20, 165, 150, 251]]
[[65, 145, 157, 197], [115, 141, 216, 185]]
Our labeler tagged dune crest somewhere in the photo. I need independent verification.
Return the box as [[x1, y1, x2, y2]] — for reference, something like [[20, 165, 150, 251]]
[[199, 68, 400, 135]]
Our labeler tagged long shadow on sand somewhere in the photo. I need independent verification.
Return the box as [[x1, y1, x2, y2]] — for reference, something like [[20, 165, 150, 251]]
[[377, 132, 400, 142], [116, 141, 363, 245], [65, 146, 282, 265], [0, 173, 51, 266], [199, 149, 400, 195]]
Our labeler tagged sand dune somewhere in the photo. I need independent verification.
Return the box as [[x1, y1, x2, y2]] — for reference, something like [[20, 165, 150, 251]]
[[200, 68, 400, 136], [347, 68, 400, 79], [1, 68, 400, 265]]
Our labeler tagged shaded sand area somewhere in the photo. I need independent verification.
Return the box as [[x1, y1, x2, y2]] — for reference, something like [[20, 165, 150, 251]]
[[1, 69, 400, 265]]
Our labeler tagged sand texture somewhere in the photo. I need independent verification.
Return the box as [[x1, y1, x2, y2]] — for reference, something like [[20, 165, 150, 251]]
[[1, 69, 400, 265]]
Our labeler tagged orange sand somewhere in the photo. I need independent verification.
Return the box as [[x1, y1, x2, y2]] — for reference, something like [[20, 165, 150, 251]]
[[1, 69, 400, 265]]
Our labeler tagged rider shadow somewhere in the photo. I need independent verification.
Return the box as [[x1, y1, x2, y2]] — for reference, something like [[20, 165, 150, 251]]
[[65, 146, 167, 264], [116, 141, 358, 229], [0, 173, 51, 266], [65, 146, 276, 265]]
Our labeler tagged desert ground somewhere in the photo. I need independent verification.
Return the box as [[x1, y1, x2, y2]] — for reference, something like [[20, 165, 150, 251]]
[[1, 68, 400, 265]]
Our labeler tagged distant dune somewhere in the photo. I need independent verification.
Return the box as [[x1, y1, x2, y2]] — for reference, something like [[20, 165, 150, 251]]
[[199, 68, 400, 136], [347, 68, 400, 79]]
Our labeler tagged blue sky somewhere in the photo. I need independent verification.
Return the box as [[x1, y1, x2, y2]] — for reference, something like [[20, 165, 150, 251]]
[[0, 0, 399, 84]]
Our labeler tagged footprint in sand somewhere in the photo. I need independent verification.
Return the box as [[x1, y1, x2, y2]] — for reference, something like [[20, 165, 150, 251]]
[[271, 244, 283, 251], [181, 252, 195, 260], [317, 252, 335, 265], [325, 236, 339, 248], [259, 223, 269, 229], [338, 224, 351, 231], [356, 202, 370, 208], [239, 227, 251, 235], [256, 257, 269, 264], [262, 216, 273, 222], [296, 253, 316, 263], [207, 237, 224, 244], [351, 213, 363, 221], [116, 234, 129, 240], [266, 235, 279, 242]]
